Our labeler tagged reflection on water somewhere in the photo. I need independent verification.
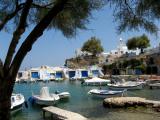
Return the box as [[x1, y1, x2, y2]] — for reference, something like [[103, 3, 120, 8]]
[[13, 80, 160, 120]]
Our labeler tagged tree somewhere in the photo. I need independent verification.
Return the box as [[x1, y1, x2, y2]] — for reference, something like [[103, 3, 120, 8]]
[[106, 0, 160, 35], [126, 37, 138, 50], [137, 34, 150, 53], [126, 34, 150, 53], [0, 0, 105, 119], [81, 36, 104, 56]]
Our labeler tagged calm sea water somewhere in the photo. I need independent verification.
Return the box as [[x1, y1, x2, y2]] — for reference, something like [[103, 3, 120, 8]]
[[12, 80, 160, 120]]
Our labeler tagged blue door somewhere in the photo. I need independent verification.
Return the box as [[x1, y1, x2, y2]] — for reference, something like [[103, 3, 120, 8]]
[[31, 72, 39, 79], [81, 71, 88, 78], [55, 72, 62, 78], [69, 71, 76, 78], [92, 70, 99, 77]]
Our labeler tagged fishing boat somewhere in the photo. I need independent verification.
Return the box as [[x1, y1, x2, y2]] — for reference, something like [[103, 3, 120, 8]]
[[88, 89, 125, 98], [82, 77, 110, 86], [108, 81, 144, 90], [11, 94, 25, 113], [148, 83, 160, 89], [31, 87, 60, 106], [146, 79, 160, 89], [55, 91, 70, 99]]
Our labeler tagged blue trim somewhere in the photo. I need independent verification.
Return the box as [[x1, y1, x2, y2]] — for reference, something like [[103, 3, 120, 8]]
[[69, 71, 76, 78], [81, 71, 88, 77], [31, 72, 39, 78]]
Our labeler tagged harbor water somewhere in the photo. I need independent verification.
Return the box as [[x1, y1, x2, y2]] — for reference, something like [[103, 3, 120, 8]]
[[13, 80, 160, 120]]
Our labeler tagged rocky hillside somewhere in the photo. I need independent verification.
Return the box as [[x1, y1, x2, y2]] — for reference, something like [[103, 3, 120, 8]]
[[65, 55, 105, 68]]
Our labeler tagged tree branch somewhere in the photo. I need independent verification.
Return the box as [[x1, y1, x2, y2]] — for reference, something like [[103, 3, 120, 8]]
[[9, 0, 68, 79], [124, 0, 136, 17], [0, 59, 4, 79], [0, 3, 24, 31], [31, 2, 55, 9], [15, 0, 19, 7], [4, 0, 33, 72]]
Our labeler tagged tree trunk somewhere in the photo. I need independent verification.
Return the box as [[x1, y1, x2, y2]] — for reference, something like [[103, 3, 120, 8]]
[[0, 78, 14, 120], [0, 98, 11, 120]]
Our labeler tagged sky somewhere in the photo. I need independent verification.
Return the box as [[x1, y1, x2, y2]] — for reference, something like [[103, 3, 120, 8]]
[[0, 6, 160, 70]]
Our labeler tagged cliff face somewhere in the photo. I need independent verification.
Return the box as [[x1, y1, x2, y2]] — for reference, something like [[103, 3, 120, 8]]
[[65, 55, 105, 68]]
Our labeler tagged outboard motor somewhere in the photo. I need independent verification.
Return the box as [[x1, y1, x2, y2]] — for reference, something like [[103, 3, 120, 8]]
[[24, 101, 28, 108], [28, 97, 36, 105]]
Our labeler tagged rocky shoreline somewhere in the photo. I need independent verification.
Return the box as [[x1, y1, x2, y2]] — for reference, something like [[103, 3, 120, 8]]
[[103, 97, 160, 112]]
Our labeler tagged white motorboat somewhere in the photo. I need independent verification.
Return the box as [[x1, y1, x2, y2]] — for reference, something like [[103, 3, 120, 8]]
[[148, 83, 160, 89], [108, 81, 144, 90], [55, 91, 70, 99], [32, 87, 60, 106], [11, 94, 25, 113], [88, 89, 125, 98], [82, 77, 110, 86], [146, 80, 160, 89]]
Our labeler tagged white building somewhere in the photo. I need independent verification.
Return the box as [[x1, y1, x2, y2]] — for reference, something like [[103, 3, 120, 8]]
[[75, 48, 92, 57], [105, 38, 141, 64]]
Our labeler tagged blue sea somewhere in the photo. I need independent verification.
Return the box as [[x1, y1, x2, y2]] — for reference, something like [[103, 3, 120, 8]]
[[12, 80, 160, 120]]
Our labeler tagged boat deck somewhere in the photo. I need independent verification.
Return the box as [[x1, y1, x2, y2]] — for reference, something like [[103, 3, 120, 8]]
[[42, 106, 88, 120]]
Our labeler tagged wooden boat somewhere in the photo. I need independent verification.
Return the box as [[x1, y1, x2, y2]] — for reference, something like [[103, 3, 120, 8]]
[[148, 83, 160, 89], [82, 77, 110, 86], [108, 81, 143, 90], [146, 79, 160, 89], [88, 89, 125, 98], [55, 91, 70, 99]]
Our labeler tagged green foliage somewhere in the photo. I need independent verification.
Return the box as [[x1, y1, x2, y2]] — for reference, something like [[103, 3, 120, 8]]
[[0, 0, 105, 37], [122, 60, 129, 68], [109, 59, 143, 69], [129, 59, 141, 69], [127, 34, 150, 51], [106, 0, 160, 34], [137, 34, 150, 48], [103, 58, 146, 74], [135, 64, 146, 73], [126, 37, 137, 50], [81, 36, 104, 55]]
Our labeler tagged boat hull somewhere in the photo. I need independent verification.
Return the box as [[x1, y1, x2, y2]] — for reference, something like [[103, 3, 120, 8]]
[[82, 82, 109, 86], [57, 92, 70, 99], [148, 83, 160, 89], [32, 94, 60, 106], [108, 83, 143, 90], [11, 94, 25, 114], [88, 89, 124, 98], [89, 92, 123, 98], [82, 77, 110, 86], [11, 103, 23, 114], [34, 99, 57, 106]]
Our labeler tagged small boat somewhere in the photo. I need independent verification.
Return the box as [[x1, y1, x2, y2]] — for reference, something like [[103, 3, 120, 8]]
[[108, 81, 144, 90], [148, 83, 160, 89], [31, 87, 60, 106], [55, 91, 70, 99], [82, 77, 110, 86], [69, 77, 77, 81], [146, 79, 160, 89], [88, 89, 125, 98], [11, 94, 25, 113]]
